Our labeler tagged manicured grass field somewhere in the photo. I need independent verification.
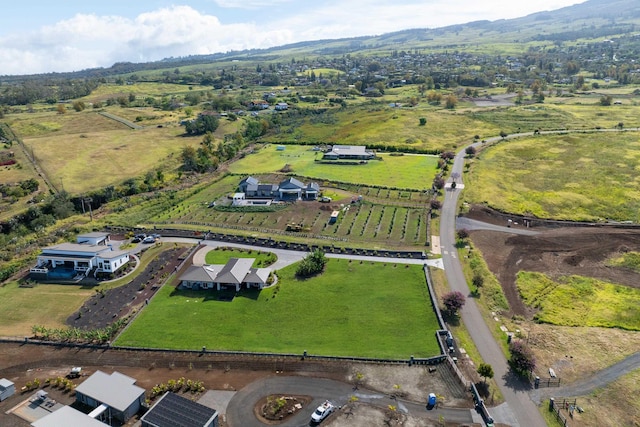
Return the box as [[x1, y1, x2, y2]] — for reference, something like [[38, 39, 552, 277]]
[[228, 144, 439, 190], [464, 132, 640, 221], [517, 271, 640, 330], [115, 260, 440, 358], [0, 282, 93, 336]]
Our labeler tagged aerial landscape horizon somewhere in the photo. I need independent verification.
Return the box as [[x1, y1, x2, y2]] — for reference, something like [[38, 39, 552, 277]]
[[0, 0, 639, 426]]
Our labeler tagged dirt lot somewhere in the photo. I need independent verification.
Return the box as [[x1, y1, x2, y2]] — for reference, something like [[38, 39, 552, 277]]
[[465, 206, 640, 318], [0, 343, 471, 427]]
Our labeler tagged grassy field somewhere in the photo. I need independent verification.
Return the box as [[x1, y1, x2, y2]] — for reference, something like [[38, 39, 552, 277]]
[[0, 282, 93, 336], [228, 144, 439, 190], [605, 251, 640, 272], [463, 132, 640, 221], [115, 260, 440, 358], [263, 102, 498, 151], [516, 271, 640, 330]]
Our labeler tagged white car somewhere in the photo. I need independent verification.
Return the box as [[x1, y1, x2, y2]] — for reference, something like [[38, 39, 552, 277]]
[[311, 400, 335, 423]]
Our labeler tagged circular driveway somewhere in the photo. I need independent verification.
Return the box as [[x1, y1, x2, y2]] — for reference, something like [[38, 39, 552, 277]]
[[225, 376, 474, 426]]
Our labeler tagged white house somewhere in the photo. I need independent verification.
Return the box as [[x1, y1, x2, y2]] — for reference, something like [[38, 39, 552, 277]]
[[323, 145, 375, 160], [31, 237, 129, 281], [32, 406, 107, 427], [0, 378, 15, 401]]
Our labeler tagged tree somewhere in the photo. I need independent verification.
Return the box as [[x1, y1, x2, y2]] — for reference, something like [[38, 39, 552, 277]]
[[499, 130, 508, 139], [509, 340, 536, 377], [433, 176, 445, 190], [419, 117, 427, 126], [472, 273, 484, 290], [430, 199, 442, 210], [181, 146, 198, 171], [477, 363, 494, 383], [600, 95, 612, 106], [296, 249, 327, 278], [444, 94, 458, 109], [465, 146, 476, 157], [442, 291, 466, 314], [456, 229, 469, 240]]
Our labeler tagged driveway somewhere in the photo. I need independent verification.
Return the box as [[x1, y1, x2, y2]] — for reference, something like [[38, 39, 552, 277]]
[[225, 376, 474, 427]]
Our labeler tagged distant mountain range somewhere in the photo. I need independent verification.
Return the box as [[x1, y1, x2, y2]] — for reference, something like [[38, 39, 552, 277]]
[[4, 0, 640, 82]]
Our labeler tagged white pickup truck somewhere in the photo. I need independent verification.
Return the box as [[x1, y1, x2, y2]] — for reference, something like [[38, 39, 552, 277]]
[[311, 400, 335, 423]]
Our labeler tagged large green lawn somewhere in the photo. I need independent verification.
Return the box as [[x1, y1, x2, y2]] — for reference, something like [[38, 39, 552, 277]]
[[115, 260, 440, 358], [228, 144, 439, 190]]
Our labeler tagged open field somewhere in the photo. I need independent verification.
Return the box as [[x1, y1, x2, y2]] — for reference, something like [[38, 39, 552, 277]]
[[115, 260, 440, 358], [263, 103, 498, 151], [516, 271, 640, 330], [0, 282, 93, 336], [464, 132, 640, 221], [228, 144, 439, 190], [564, 368, 640, 427]]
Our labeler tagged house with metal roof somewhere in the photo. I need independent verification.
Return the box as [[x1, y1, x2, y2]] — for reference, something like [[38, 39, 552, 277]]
[[323, 145, 375, 160], [74, 371, 145, 423], [140, 392, 219, 427], [179, 258, 271, 291], [0, 378, 15, 401], [31, 406, 107, 427]]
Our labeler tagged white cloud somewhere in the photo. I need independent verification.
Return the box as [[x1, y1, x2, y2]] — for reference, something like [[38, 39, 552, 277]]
[[0, 1, 586, 75], [211, 0, 294, 9]]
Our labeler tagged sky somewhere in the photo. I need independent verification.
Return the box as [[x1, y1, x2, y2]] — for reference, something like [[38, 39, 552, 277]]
[[0, 0, 586, 76]]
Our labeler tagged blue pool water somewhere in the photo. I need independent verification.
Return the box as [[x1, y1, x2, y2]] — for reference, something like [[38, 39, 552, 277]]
[[48, 268, 77, 279]]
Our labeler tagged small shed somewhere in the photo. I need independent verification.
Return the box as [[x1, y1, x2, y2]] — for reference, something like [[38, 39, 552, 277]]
[[329, 211, 339, 224], [0, 378, 15, 401]]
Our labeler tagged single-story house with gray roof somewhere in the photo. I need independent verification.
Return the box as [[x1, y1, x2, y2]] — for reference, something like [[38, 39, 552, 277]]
[[180, 258, 271, 292], [238, 176, 319, 200], [75, 371, 145, 423]]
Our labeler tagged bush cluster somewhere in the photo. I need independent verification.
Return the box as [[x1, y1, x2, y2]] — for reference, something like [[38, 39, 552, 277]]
[[295, 249, 327, 278]]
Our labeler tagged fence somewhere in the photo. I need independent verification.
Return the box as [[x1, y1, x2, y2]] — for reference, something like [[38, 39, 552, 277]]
[[549, 398, 577, 427], [535, 376, 562, 388]]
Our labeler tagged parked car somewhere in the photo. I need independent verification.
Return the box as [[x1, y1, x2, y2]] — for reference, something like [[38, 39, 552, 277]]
[[142, 236, 156, 244], [311, 400, 335, 423], [67, 367, 82, 378], [426, 393, 437, 410]]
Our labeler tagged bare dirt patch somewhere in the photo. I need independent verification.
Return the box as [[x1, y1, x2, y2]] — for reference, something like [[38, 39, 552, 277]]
[[466, 207, 640, 318]]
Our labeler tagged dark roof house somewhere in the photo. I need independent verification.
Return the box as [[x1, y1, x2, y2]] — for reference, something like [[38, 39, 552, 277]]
[[141, 392, 218, 427]]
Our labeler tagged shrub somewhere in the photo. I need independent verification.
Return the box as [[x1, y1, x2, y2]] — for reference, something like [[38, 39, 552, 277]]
[[509, 340, 536, 377], [296, 249, 327, 278], [442, 291, 466, 314]]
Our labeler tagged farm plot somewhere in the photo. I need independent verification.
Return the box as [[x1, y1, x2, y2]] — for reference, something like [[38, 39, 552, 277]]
[[148, 175, 429, 248]]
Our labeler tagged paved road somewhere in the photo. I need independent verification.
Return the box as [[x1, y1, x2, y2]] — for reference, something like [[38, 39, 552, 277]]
[[456, 217, 538, 236], [168, 238, 444, 270], [440, 146, 546, 427], [225, 376, 475, 427], [532, 351, 640, 404]]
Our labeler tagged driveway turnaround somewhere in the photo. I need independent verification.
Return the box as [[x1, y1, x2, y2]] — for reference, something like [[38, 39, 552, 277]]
[[225, 375, 474, 426]]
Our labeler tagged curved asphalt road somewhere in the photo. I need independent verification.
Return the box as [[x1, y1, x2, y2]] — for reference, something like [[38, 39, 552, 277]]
[[440, 141, 546, 427], [225, 376, 474, 426]]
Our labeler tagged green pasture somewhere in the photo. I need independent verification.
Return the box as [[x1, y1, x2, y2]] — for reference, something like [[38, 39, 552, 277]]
[[115, 260, 440, 358], [264, 103, 498, 151], [464, 132, 640, 221], [0, 282, 93, 336], [517, 271, 640, 331], [83, 82, 201, 101], [228, 144, 439, 190]]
